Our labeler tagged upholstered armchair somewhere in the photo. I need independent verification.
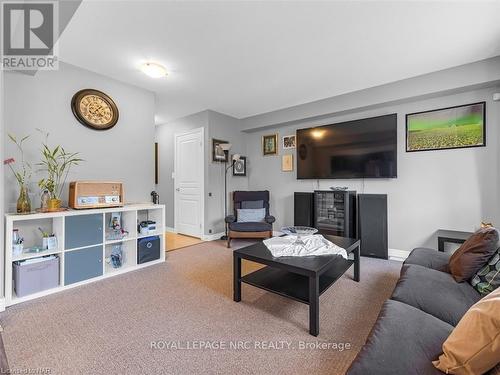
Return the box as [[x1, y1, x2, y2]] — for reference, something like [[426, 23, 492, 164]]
[[225, 190, 275, 248]]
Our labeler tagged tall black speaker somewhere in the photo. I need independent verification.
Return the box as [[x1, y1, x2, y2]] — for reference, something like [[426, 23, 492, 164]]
[[294, 192, 314, 227], [358, 194, 388, 259]]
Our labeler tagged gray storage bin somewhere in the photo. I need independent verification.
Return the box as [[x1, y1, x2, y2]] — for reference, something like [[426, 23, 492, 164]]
[[13, 256, 60, 297]]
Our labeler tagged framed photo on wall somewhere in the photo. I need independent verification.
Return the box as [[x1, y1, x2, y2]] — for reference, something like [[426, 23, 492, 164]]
[[232, 156, 246, 176], [262, 134, 278, 156], [282, 135, 296, 149], [406, 102, 486, 152], [282, 154, 293, 172], [212, 138, 229, 162]]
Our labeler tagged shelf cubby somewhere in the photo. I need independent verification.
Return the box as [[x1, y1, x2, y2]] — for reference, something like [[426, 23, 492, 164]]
[[104, 240, 137, 275], [104, 210, 137, 242], [137, 207, 164, 237]]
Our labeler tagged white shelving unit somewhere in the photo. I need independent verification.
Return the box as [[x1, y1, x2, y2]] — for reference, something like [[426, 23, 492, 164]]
[[5, 203, 165, 307]]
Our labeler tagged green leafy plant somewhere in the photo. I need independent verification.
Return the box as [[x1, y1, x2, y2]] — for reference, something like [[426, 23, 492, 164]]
[[37, 130, 83, 200], [4, 134, 31, 187]]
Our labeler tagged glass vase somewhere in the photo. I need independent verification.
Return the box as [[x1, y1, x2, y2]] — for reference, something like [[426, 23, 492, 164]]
[[16, 185, 31, 214]]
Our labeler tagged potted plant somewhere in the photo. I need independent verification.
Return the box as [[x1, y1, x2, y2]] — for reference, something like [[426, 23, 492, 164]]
[[37, 131, 83, 211], [4, 134, 32, 213]]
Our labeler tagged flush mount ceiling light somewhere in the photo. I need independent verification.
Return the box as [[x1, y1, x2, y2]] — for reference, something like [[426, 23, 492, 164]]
[[139, 62, 168, 78]]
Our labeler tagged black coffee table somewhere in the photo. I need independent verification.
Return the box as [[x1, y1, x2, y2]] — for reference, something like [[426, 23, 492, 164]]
[[233, 235, 360, 336]]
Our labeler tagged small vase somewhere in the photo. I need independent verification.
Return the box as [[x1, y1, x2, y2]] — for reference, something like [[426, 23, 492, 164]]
[[16, 186, 31, 214], [48, 198, 61, 211]]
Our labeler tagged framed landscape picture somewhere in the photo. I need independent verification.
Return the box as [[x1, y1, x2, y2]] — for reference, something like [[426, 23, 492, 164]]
[[406, 102, 486, 152], [262, 134, 278, 156]]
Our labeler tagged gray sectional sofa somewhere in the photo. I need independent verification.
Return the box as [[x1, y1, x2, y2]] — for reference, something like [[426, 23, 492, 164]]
[[347, 247, 485, 375]]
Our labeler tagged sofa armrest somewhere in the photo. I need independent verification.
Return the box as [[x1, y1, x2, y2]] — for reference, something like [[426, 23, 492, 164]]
[[265, 215, 276, 224], [225, 215, 236, 224]]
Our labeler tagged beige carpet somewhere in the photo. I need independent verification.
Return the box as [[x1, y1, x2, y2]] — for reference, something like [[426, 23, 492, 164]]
[[0, 240, 401, 375]]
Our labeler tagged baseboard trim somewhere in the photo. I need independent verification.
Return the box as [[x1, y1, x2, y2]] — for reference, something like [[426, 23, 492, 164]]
[[165, 226, 177, 233], [0, 298, 6, 312], [388, 248, 409, 261], [202, 232, 225, 241]]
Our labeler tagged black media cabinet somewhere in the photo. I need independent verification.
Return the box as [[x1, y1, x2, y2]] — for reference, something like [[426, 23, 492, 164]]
[[314, 190, 357, 238]]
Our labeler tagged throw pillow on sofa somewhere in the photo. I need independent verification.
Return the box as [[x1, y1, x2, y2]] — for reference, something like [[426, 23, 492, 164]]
[[433, 287, 500, 375], [470, 247, 500, 296], [448, 227, 499, 282]]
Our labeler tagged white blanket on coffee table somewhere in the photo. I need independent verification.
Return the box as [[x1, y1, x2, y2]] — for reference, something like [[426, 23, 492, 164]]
[[263, 234, 348, 258]]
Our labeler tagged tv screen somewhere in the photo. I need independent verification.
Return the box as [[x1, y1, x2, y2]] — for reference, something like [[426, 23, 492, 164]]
[[296, 114, 397, 179]]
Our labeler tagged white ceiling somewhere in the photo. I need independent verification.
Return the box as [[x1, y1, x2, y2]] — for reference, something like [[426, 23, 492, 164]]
[[58, 1, 500, 124]]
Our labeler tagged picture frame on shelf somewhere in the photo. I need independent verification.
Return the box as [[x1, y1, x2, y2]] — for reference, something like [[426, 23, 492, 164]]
[[282, 135, 296, 150], [212, 138, 229, 162], [406, 102, 486, 152], [262, 134, 278, 156], [232, 156, 246, 176], [282, 154, 293, 172]]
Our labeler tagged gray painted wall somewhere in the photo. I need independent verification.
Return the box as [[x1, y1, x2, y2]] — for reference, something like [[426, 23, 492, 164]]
[[242, 56, 500, 131], [246, 86, 500, 252], [155, 110, 248, 236], [4, 62, 156, 211], [206, 111, 248, 235]]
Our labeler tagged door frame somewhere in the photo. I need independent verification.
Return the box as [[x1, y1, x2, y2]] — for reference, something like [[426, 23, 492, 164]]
[[174, 126, 205, 238]]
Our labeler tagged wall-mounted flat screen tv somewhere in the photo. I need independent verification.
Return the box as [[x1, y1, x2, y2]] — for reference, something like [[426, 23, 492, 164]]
[[296, 114, 397, 179]]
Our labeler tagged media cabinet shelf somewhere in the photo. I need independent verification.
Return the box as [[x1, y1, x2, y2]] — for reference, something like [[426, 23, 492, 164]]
[[5, 203, 165, 307], [241, 258, 354, 304]]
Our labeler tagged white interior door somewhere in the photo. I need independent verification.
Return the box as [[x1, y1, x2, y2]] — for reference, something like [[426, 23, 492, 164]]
[[174, 128, 204, 238]]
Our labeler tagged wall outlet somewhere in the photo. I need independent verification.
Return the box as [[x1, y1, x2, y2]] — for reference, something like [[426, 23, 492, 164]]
[[493, 93, 500, 101], [208, 192, 212, 197]]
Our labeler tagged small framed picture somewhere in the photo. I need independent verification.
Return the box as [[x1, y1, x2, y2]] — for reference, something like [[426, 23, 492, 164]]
[[212, 138, 229, 162], [282, 154, 293, 172], [262, 134, 278, 156], [282, 135, 296, 149], [232, 156, 247, 176]]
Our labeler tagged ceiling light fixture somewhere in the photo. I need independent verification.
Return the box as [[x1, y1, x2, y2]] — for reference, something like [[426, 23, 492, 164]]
[[139, 62, 168, 78]]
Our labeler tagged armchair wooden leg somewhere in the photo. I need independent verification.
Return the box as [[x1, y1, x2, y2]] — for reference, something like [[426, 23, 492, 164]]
[[227, 236, 232, 248]]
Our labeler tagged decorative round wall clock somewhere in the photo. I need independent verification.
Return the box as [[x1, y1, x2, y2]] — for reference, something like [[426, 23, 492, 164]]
[[71, 89, 119, 130]]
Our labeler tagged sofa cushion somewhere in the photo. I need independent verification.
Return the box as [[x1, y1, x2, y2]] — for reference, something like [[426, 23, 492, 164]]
[[433, 288, 500, 375], [448, 227, 499, 282], [391, 264, 481, 326], [229, 221, 272, 232], [346, 299, 452, 375], [404, 247, 451, 273]]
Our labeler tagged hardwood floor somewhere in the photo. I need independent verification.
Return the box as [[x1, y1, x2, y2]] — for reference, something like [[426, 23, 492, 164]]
[[166, 232, 203, 251]]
